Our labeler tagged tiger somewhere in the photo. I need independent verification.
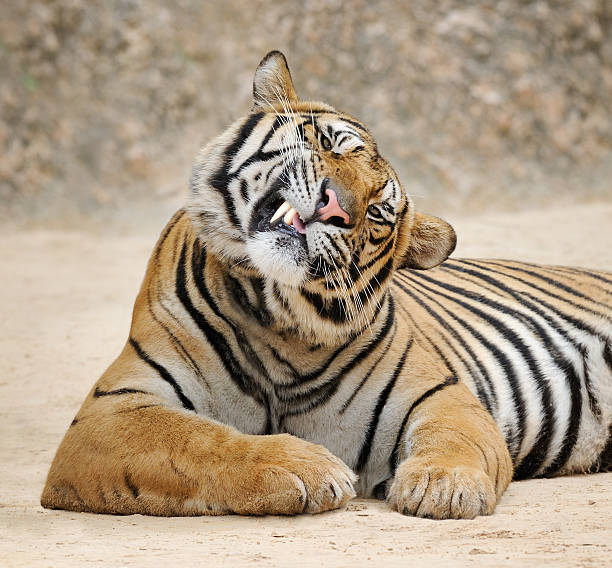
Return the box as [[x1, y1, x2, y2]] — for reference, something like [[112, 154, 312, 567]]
[[41, 51, 612, 520]]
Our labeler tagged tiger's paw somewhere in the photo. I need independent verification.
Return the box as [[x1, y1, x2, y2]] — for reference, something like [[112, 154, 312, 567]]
[[387, 457, 496, 519], [231, 434, 357, 516]]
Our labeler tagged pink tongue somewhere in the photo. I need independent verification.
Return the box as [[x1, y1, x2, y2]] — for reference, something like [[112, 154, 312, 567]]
[[292, 212, 306, 234]]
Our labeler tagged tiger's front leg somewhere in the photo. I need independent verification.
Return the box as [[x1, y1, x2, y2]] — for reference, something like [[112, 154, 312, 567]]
[[41, 352, 356, 516], [388, 380, 513, 519]]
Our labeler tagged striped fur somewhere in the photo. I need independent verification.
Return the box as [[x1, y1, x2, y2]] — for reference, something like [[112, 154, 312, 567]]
[[42, 52, 611, 519]]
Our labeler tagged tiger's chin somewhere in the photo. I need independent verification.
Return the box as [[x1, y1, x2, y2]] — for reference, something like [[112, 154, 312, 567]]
[[246, 233, 309, 288]]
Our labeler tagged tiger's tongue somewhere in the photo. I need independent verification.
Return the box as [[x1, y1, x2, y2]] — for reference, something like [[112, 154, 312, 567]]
[[292, 212, 306, 234]]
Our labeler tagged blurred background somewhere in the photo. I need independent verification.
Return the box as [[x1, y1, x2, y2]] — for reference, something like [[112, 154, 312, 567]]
[[1, 0, 611, 226]]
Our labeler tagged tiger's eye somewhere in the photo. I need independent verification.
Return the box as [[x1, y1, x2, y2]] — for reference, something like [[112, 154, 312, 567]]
[[367, 204, 382, 218], [321, 135, 332, 151]]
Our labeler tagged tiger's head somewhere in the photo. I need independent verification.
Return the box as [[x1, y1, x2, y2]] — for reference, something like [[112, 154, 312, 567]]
[[187, 51, 455, 339]]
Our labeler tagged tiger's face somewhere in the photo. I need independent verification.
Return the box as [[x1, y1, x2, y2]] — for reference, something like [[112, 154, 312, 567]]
[[244, 106, 403, 287], [188, 51, 455, 333]]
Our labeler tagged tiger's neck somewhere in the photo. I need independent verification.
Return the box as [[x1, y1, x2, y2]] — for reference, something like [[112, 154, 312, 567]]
[[203, 247, 394, 352]]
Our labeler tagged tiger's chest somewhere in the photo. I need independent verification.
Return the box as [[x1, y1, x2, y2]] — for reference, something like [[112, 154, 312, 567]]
[[207, 332, 422, 497]]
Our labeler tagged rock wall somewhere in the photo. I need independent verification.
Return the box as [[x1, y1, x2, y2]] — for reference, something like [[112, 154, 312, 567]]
[[1, 0, 611, 220]]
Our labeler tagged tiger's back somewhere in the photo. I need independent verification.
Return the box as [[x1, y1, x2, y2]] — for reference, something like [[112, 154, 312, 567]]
[[393, 260, 612, 478]]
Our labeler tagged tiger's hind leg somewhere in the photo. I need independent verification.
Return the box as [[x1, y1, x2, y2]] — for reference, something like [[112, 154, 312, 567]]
[[41, 349, 356, 516], [388, 380, 513, 519]]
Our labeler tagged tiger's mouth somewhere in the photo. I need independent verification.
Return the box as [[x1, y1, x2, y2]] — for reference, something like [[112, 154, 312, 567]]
[[250, 188, 308, 248]]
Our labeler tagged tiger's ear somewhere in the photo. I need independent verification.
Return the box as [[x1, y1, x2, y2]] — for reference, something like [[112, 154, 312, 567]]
[[398, 212, 457, 270], [253, 50, 299, 110]]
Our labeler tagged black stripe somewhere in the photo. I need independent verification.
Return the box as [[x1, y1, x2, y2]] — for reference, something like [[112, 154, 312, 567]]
[[594, 423, 612, 472], [372, 479, 390, 500], [355, 341, 411, 473], [369, 217, 395, 228], [279, 298, 395, 414], [299, 109, 339, 116], [154, 210, 185, 263], [354, 257, 394, 311], [302, 288, 348, 324], [604, 339, 612, 371], [115, 404, 160, 414], [390, 375, 459, 474], [176, 242, 257, 397], [456, 260, 600, 335], [231, 116, 286, 178], [357, 236, 395, 274], [261, 391, 273, 435], [577, 270, 612, 286], [403, 270, 555, 479], [206, 112, 265, 228], [226, 272, 255, 311], [336, 133, 349, 146], [393, 274, 526, 460], [396, 299, 494, 415], [578, 344, 601, 418], [323, 234, 344, 261], [445, 261, 587, 345], [340, 321, 397, 413], [270, 340, 347, 386], [226, 273, 272, 327], [191, 240, 230, 321], [129, 338, 195, 411], [239, 179, 249, 202], [272, 281, 297, 320], [235, 327, 270, 380], [147, 286, 211, 392], [339, 117, 369, 133], [486, 261, 611, 315], [250, 277, 273, 324], [300, 154, 312, 198], [328, 255, 393, 316], [124, 471, 140, 499], [442, 260, 586, 475], [540, 361, 583, 476], [65, 483, 84, 506], [368, 233, 391, 246], [264, 160, 284, 184], [93, 387, 150, 398], [393, 277, 500, 431], [389, 180, 398, 201], [340, 233, 353, 253]]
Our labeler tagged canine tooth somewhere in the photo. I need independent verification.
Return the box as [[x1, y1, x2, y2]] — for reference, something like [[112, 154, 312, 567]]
[[270, 200, 292, 224], [284, 207, 297, 225]]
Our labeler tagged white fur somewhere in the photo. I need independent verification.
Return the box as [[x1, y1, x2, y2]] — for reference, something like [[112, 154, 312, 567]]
[[246, 232, 308, 288]]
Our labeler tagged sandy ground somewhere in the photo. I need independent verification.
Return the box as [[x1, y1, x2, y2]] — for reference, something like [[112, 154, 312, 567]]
[[1, 200, 612, 567]]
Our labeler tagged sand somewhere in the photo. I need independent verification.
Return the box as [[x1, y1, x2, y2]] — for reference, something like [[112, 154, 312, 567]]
[[1, 200, 611, 567]]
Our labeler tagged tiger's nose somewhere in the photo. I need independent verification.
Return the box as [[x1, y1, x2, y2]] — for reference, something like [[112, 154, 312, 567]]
[[316, 181, 351, 227]]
